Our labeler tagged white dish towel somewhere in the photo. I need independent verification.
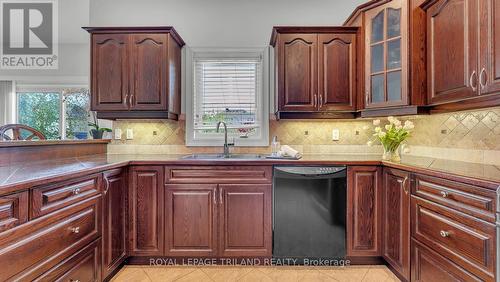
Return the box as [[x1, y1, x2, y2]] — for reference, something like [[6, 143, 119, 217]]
[[279, 145, 302, 158]]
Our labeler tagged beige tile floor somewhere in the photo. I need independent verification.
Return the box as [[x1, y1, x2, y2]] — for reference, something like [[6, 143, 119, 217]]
[[111, 265, 401, 282]]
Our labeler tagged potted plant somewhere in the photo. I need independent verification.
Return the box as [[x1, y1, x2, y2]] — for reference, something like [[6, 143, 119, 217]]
[[88, 112, 112, 139], [366, 116, 414, 162]]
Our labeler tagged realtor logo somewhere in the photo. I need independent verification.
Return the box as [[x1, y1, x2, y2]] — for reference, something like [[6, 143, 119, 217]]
[[0, 0, 58, 69]]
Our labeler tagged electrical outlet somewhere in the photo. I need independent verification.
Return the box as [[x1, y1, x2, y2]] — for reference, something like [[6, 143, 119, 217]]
[[126, 129, 134, 140], [114, 129, 122, 140], [332, 129, 340, 141]]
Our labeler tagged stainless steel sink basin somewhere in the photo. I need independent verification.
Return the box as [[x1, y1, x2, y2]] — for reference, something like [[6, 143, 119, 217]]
[[182, 153, 265, 160]]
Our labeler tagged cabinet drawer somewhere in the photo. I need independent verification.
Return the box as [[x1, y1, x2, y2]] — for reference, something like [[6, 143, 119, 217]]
[[0, 196, 101, 281], [0, 191, 28, 232], [411, 239, 482, 282], [411, 196, 496, 280], [165, 166, 272, 184], [34, 239, 101, 282], [31, 174, 101, 218], [412, 174, 496, 223]]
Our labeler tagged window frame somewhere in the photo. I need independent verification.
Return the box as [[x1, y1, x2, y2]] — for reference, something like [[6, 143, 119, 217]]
[[15, 84, 90, 140], [185, 48, 270, 147]]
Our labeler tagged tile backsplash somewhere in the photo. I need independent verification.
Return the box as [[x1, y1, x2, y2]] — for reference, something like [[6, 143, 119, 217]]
[[111, 107, 500, 163]]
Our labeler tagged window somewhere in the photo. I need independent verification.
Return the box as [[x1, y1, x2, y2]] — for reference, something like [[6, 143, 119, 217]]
[[186, 48, 270, 146], [16, 87, 90, 139]]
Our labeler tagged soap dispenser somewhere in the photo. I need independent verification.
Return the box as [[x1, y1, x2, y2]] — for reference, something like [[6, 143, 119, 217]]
[[271, 136, 281, 157]]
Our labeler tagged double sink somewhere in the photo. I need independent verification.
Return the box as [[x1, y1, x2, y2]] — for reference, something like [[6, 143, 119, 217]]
[[182, 153, 265, 160]]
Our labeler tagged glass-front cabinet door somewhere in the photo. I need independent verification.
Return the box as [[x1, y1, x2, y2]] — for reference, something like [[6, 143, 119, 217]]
[[365, 0, 408, 109]]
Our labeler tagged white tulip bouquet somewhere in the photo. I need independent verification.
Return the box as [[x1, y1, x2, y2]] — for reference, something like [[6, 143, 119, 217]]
[[366, 116, 414, 162]]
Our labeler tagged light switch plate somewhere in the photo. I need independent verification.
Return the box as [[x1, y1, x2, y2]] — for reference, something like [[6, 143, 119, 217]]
[[114, 129, 122, 140], [332, 129, 340, 141], [126, 129, 134, 140]]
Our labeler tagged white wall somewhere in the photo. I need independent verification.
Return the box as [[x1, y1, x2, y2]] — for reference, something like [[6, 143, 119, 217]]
[[89, 0, 366, 47]]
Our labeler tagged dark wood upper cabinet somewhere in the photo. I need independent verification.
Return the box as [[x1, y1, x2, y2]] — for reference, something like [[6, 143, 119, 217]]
[[102, 169, 127, 280], [346, 166, 382, 258], [90, 34, 129, 112], [424, 0, 479, 104], [345, 0, 428, 117], [128, 166, 164, 256], [364, 0, 409, 109], [479, 0, 500, 96], [382, 168, 410, 281], [84, 27, 185, 120], [165, 184, 218, 257], [278, 33, 318, 112], [318, 33, 357, 111], [219, 184, 272, 257], [422, 0, 500, 111], [129, 34, 169, 111], [271, 27, 358, 119]]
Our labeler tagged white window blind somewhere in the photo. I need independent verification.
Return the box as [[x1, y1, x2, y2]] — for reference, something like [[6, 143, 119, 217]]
[[193, 58, 262, 139]]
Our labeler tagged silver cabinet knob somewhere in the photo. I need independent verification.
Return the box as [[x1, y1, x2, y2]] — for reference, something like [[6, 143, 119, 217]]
[[440, 191, 449, 198], [440, 230, 450, 238], [70, 227, 80, 234]]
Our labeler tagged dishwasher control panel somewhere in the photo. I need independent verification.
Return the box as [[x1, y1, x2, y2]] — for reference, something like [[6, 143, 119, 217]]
[[274, 166, 346, 176]]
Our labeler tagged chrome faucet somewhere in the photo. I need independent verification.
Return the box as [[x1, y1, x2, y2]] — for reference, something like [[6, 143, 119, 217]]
[[216, 121, 234, 157]]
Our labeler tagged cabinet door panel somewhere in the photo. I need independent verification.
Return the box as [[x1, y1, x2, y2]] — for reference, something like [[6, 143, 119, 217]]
[[365, 0, 409, 108], [347, 166, 382, 257], [411, 239, 482, 282], [91, 34, 129, 111], [129, 166, 164, 256], [130, 34, 168, 111], [479, 0, 500, 95], [383, 168, 410, 280], [0, 192, 28, 232], [36, 239, 101, 282], [219, 184, 272, 257], [278, 34, 317, 111], [165, 184, 218, 257], [318, 33, 356, 111], [102, 170, 127, 279], [427, 0, 479, 104], [411, 197, 496, 280]]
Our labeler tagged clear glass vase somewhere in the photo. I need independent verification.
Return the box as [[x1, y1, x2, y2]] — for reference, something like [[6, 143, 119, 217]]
[[382, 147, 392, 161], [391, 147, 401, 162], [382, 144, 402, 162]]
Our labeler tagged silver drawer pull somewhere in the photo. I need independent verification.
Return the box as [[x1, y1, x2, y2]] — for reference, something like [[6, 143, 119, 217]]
[[70, 279, 80, 282], [440, 230, 450, 238], [470, 70, 477, 92], [440, 191, 449, 198], [73, 188, 81, 195], [70, 227, 80, 234]]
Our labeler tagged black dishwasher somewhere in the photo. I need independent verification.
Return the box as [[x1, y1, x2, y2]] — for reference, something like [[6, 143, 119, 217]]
[[273, 166, 347, 264]]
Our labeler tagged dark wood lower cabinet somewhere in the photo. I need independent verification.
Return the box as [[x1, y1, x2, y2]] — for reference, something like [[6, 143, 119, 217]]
[[34, 239, 101, 282], [1, 164, 498, 282], [102, 169, 127, 279], [411, 196, 496, 281], [0, 195, 101, 281], [165, 184, 218, 257], [129, 166, 164, 256], [347, 166, 382, 258], [164, 182, 272, 258], [0, 191, 28, 232], [411, 239, 482, 282], [382, 168, 410, 281], [219, 184, 272, 257]]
